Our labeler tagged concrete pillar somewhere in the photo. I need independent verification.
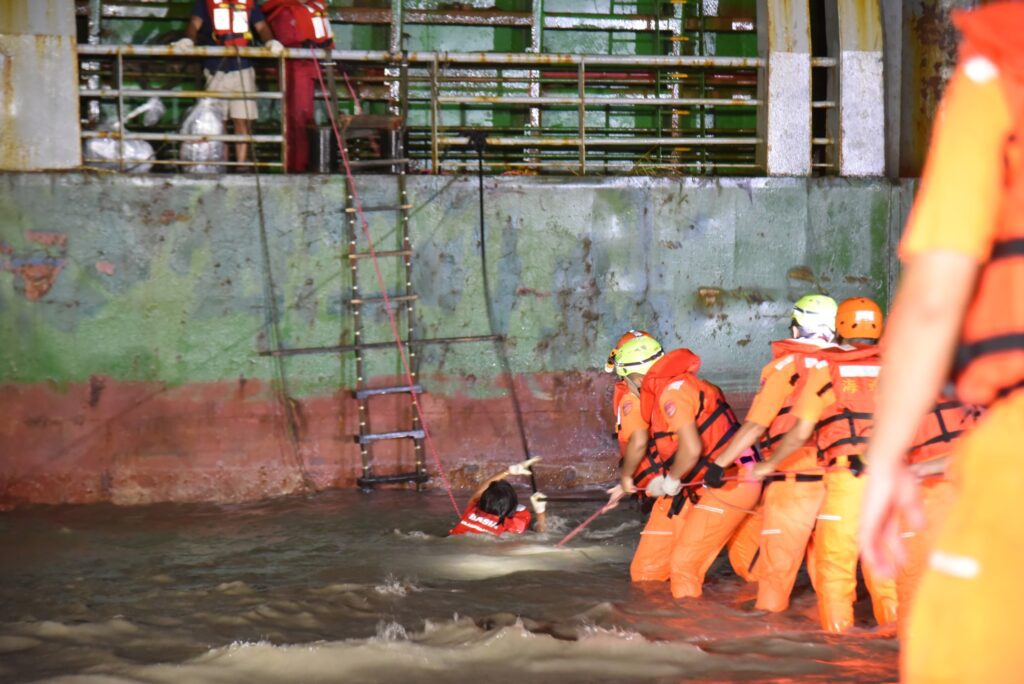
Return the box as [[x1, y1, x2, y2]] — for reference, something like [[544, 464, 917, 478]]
[[0, 0, 81, 170], [756, 0, 812, 176], [835, 0, 885, 176]]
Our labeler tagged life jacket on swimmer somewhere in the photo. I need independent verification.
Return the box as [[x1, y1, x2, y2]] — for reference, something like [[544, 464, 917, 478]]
[[449, 503, 530, 536]]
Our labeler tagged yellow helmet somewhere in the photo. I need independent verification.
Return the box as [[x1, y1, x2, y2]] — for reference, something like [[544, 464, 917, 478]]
[[613, 336, 664, 379], [791, 294, 838, 340], [605, 329, 653, 373]]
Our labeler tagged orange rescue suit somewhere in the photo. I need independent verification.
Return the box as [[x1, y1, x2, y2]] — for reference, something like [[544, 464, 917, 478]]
[[795, 345, 897, 633], [896, 6, 1024, 680], [630, 349, 761, 595], [747, 338, 832, 612]]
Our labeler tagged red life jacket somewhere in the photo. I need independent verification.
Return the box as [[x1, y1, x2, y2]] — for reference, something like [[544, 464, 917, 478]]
[[758, 338, 837, 455], [262, 0, 334, 48], [206, 0, 255, 47], [449, 503, 530, 536], [639, 349, 742, 481], [951, 4, 1024, 406], [907, 397, 977, 464], [812, 345, 882, 466]]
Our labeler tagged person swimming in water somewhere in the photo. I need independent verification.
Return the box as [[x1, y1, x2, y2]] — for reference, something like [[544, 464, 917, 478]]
[[450, 458, 547, 536]]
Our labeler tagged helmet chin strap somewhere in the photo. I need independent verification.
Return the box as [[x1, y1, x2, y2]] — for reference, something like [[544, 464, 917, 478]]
[[624, 374, 643, 395]]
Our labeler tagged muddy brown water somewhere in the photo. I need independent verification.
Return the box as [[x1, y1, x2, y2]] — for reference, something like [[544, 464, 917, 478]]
[[0, 490, 897, 683]]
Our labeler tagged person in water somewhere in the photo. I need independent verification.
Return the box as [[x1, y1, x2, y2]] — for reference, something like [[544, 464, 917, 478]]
[[450, 458, 547, 536]]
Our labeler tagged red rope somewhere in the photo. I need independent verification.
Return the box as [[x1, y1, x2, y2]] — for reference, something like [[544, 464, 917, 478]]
[[310, 53, 461, 517], [555, 502, 614, 548]]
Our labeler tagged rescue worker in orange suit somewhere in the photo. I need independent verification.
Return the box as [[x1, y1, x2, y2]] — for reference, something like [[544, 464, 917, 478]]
[[894, 397, 976, 639], [859, 4, 1024, 680], [611, 336, 761, 598], [262, 0, 334, 172], [705, 294, 839, 613], [450, 458, 547, 536], [753, 297, 898, 633], [173, 1, 284, 165]]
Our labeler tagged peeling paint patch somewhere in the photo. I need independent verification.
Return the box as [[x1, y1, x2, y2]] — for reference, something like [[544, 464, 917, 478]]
[[26, 231, 67, 248], [11, 261, 64, 300], [96, 261, 116, 275]]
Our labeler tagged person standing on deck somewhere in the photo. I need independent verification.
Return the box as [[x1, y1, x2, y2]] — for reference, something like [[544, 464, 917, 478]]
[[173, 1, 284, 166]]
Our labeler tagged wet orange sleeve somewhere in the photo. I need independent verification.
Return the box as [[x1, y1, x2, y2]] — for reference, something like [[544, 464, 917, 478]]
[[900, 64, 1011, 262], [792, 365, 832, 424], [617, 393, 648, 448], [660, 385, 699, 432], [746, 357, 798, 427]]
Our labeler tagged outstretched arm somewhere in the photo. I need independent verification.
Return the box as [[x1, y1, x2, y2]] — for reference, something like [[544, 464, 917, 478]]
[[752, 418, 814, 478], [713, 421, 767, 468]]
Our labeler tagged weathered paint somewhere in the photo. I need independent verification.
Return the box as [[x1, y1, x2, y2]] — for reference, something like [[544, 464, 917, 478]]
[[0, 0, 80, 170], [0, 172, 911, 508]]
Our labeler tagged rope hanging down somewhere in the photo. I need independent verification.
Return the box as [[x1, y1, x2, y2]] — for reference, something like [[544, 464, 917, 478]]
[[236, 49, 316, 492], [310, 53, 461, 517], [469, 132, 538, 494]]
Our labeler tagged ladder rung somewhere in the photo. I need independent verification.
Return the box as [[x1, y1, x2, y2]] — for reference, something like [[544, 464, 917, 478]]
[[355, 384, 423, 399], [345, 204, 413, 213], [348, 249, 412, 260], [358, 429, 425, 444], [350, 294, 418, 305], [357, 471, 429, 487], [346, 158, 411, 168]]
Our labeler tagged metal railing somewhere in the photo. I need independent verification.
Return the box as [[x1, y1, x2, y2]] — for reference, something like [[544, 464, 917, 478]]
[[78, 45, 770, 175]]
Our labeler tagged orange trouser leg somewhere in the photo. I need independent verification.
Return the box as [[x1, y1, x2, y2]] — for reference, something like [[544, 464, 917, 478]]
[[895, 476, 955, 640], [631, 496, 686, 582], [727, 497, 764, 583], [755, 478, 826, 612], [814, 468, 898, 633], [904, 393, 1024, 683], [669, 470, 761, 599]]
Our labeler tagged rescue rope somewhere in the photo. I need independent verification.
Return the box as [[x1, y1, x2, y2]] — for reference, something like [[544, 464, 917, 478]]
[[469, 134, 539, 494], [309, 52, 461, 517], [235, 49, 316, 492], [555, 501, 615, 548]]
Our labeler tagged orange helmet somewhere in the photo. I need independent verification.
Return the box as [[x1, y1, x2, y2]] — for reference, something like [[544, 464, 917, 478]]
[[836, 297, 883, 340], [605, 329, 653, 373]]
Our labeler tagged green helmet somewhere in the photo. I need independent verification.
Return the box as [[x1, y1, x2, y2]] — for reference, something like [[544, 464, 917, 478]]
[[791, 294, 838, 340], [613, 336, 664, 379]]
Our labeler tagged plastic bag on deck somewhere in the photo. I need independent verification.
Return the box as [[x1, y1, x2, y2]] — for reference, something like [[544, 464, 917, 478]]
[[179, 98, 226, 174], [82, 115, 155, 173]]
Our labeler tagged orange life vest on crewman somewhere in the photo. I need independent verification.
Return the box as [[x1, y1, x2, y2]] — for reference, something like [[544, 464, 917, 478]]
[[207, 0, 255, 46], [952, 6, 1024, 406], [812, 346, 882, 470], [639, 349, 742, 481], [906, 397, 977, 464], [758, 339, 834, 455], [262, 0, 334, 48]]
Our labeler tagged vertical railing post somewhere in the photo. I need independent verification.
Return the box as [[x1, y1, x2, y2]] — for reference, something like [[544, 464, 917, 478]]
[[577, 60, 586, 175], [430, 56, 440, 174], [279, 53, 288, 172], [116, 50, 125, 172]]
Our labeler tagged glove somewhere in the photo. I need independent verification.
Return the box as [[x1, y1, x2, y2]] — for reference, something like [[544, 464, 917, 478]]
[[529, 492, 547, 515], [645, 474, 682, 498], [507, 457, 541, 476], [704, 463, 726, 489], [266, 39, 285, 56], [171, 37, 194, 52]]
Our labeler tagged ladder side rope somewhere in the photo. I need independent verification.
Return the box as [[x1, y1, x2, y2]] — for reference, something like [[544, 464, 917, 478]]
[[310, 53, 461, 517]]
